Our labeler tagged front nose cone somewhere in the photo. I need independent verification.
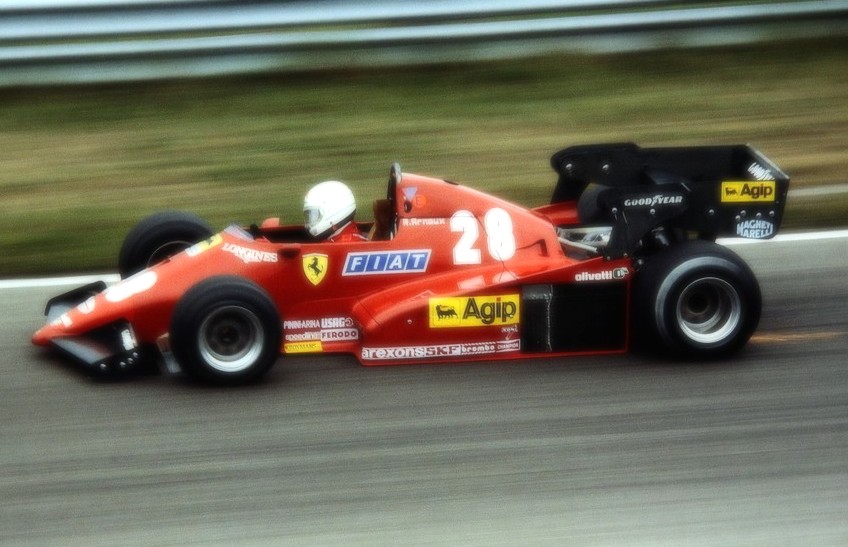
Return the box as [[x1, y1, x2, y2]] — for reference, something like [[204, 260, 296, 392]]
[[32, 325, 55, 346]]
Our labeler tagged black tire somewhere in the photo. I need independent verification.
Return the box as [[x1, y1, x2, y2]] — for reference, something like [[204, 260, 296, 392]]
[[118, 211, 213, 278], [576, 183, 609, 224], [170, 276, 281, 385], [632, 240, 761, 359]]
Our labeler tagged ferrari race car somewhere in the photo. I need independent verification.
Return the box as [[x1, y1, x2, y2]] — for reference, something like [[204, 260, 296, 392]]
[[33, 143, 789, 385]]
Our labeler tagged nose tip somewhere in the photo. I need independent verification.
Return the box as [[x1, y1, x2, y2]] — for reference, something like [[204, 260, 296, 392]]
[[32, 326, 53, 346]]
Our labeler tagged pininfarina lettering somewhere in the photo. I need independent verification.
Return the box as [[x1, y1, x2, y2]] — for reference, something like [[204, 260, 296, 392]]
[[623, 195, 684, 207], [574, 268, 629, 282], [283, 317, 359, 343], [223, 243, 278, 264], [736, 219, 775, 239], [283, 319, 320, 330], [343, 250, 430, 275]]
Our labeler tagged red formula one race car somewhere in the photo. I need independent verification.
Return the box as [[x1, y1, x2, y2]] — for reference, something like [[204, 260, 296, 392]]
[[33, 143, 789, 384]]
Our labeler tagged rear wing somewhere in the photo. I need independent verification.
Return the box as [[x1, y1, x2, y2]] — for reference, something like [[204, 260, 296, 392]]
[[550, 143, 790, 258]]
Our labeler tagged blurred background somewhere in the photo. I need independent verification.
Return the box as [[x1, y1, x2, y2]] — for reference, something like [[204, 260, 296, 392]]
[[3, 4, 848, 545], [0, 0, 846, 275]]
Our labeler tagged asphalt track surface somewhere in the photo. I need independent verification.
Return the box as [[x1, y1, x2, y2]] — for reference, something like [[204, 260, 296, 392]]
[[1, 236, 846, 545]]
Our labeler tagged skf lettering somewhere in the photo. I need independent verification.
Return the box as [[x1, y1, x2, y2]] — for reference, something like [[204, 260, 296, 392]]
[[429, 295, 520, 328], [343, 250, 430, 276], [721, 181, 776, 203]]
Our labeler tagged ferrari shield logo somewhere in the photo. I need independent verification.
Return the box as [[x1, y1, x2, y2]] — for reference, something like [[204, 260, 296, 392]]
[[303, 253, 328, 286]]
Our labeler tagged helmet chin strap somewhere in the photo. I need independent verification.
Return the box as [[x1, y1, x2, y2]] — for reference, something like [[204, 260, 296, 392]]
[[328, 220, 351, 239]]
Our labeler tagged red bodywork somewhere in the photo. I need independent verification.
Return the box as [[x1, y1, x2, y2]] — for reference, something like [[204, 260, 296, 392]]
[[33, 173, 632, 367]]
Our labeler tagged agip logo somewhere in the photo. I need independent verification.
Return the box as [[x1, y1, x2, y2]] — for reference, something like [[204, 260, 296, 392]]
[[721, 181, 776, 203], [429, 294, 519, 328]]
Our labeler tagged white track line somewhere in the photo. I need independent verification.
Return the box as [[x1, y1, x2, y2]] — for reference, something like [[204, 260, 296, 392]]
[[718, 229, 848, 245], [1, 229, 847, 290], [0, 273, 120, 290]]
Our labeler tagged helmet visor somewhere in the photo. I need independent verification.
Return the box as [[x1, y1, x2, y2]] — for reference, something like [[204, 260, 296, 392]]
[[304, 207, 322, 228]]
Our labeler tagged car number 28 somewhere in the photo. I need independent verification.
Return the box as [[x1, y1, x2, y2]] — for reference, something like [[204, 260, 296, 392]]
[[450, 208, 516, 264]]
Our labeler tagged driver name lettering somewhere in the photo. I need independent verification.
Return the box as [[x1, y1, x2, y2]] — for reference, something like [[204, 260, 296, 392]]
[[401, 218, 446, 227]]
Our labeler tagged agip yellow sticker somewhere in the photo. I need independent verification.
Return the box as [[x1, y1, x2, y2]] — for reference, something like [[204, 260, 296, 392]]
[[429, 294, 520, 328], [720, 181, 776, 203]]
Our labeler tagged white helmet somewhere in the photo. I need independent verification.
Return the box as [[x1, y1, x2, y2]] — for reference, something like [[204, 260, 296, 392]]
[[303, 180, 356, 238]]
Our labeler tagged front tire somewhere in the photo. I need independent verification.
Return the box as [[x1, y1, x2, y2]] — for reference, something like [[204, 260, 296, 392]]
[[633, 240, 761, 358], [118, 211, 213, 278], [170, 276, 281, 385]]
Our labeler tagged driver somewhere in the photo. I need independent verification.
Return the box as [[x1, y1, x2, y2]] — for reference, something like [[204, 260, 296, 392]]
[[303, 180, 367, 242]]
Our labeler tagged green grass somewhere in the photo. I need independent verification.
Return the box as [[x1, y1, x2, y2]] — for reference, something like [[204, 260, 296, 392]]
[[1, 37, 846, 276]]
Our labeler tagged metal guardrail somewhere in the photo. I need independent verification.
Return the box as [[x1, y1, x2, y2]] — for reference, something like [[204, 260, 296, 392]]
[[1, 1, 847, 86]]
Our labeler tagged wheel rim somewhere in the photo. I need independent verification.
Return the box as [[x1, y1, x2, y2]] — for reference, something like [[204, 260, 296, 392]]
[[198, 306, 264, 372], [675, 277, 742, 345], [147, 240, 194, 267]]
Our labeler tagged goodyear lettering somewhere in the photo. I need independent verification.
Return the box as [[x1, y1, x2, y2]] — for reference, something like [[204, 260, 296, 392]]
[[343, 250, 430, 276], [721, 181, 776, 203], [429, 295, 519, 328], [623, 195, 684, 207]]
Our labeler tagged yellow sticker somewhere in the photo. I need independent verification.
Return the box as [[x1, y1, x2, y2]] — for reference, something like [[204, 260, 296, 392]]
[[429, 294, 520, 328], [721, 181, 776, 203], [284, 340, 323, 353], [185, 234, 222, 257], [303, 253, 328, 286]]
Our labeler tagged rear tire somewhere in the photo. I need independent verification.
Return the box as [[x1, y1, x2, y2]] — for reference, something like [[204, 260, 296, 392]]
[[632, 240, 760, 358], [118, 211, 213, 278], [170, 276, 281, 385]]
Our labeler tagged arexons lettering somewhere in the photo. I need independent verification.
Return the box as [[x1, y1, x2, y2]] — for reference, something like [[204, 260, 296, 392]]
[[361, 340, 520, 360]]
